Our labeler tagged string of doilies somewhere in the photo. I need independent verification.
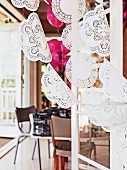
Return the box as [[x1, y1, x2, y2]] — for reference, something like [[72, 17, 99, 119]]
[[10, 0, 127, 131]]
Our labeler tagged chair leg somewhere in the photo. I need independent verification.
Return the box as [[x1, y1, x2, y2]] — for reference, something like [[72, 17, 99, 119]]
[[32, 139, 37, 160], [37, 138, 42, 170], [59, 156, 62, 170], [94, 146, 96, 161], [48, 139, 50, 158], [13, 136, 20, 164], [87, 153, 91, 166]]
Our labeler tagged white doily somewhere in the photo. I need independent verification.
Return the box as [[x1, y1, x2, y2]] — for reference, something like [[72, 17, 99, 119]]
[[52, 0, 85, 23], [80, 5, 110, 57], [65, 52, 98, 88], [82, 101, 127, 129], [120, 139, 127, 169], [62, 24, 85, 51], [41, 64, 77, 108], [89, 117, 100, 126], [62, 24, 72, 50], [19, 12, 52, 62], [11, 0, 40, 11], [99, 59, 127, 102], [79, 82, 127, 130], [89, 118, 110, 132], [80, 90, 110, 131], [101, 126, 110, 132]]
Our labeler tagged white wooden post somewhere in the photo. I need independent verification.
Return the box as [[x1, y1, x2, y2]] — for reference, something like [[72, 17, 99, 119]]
[[23, 57, 30, 107], [110, 0, 124, 170], [71, 0, 79, 169], [110, 0, 123, 73], [16, 50, 22, 107]]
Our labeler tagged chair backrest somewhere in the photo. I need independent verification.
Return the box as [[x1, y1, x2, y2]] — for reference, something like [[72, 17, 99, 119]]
[[50, 115, 71, 138], [15, 105, 36, 123]]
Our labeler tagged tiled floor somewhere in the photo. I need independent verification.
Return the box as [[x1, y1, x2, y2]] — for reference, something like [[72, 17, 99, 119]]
[[0, 137, 110, 170], [1, 137, 54, 170]]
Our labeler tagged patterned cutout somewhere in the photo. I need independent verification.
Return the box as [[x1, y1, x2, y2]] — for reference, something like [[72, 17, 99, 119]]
[[19, 13, 52, 62], [11, 0, 40, 11], [81, 90, 127, 129], [65, 52, 98, 88], [101, 126, 110, 132], [62, 24, 85, 50], [52, 0, 85, 23], [89, 117, 100, 126], [80, 5, 110, 57], [41, 64, 77, 108], [99, 59, 127, 102], [82, 101, 127, 129], [62, 24, 72, 50]]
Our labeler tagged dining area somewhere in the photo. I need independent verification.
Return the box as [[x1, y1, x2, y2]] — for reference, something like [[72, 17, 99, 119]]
[[13, 105, 72, 170], [0, 104, 110, 170], [0, 17, 104, 170], [1, 0, 127, 169]]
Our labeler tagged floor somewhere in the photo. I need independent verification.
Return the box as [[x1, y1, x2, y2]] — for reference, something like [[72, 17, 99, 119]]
[[0, 137, 13, 148], [0, 137, 54, 170], [0, 137, 110, 170]]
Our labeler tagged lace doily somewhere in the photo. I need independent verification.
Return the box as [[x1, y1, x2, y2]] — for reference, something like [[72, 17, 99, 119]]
[[65, 52, 98, 88], [62, 24, 72, 50], [120, 138, 127, 169], [89, 118, 110, 132], [52, 0, 85, 23], [41, 64, 77, 108], [101, 126, 110, 132], [19, 12, 52, 62], [11, 0, 40, 11], [62, 24, 85, 51], [80, 90, 110, 131], [82, 101, 127, 129], [89, 117, 100, 126], [99, 59, 127, 102], [80, 5, 110, 57], [79, 83, 127, 131]]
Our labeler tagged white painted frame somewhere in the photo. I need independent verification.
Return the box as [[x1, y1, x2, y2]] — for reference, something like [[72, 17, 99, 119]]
[[71, 0, 123, 169], [0, 25, 22, 137]]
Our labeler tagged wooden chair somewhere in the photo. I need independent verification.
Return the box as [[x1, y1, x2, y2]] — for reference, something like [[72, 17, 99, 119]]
[[50, 115, 96, 169], [50, 115, 71, 170]]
